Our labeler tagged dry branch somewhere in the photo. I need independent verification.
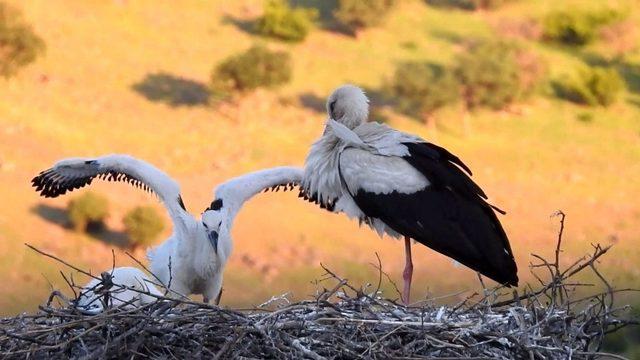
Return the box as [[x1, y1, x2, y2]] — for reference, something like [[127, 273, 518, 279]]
[[0, 213, 637, 359]]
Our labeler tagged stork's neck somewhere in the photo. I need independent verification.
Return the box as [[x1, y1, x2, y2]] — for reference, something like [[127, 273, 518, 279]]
[[338, 115, 364, 130]]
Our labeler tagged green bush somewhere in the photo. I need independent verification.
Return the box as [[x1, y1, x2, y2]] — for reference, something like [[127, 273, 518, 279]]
[[68, 192, 109, 232], [542, 9, 625, 45], [455, 40, 524, 110], [427, 0, 515, 11], [255, 0, 317, 42], [555, 66, 624, 106], [388, 62, 459, 122], [0, 2, 45, 78], [334, 0, 395, 31], [211, 45, 292, 93], [123, 206, 165, 249]]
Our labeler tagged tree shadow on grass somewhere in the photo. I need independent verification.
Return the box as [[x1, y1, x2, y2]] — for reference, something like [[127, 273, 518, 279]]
[[221, 15, 257, 36], [32, 203, 68, 228], [92, 229, 130, 249], [618, 62, 640, 94], [223, 1, 354, 37], [31, 204, 130, 249], [291, 0, 337, 24], [577, 52, 640, 94], [290, 0, 353, 35], [298, 92, 326, 113], [132, 72, 210, 107]]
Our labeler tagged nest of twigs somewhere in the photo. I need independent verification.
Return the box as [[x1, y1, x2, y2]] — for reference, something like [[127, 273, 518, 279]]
[[1, 212, 638, 359]]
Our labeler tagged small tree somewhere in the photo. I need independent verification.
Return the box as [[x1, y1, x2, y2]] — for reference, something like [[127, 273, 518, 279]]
[[123, 206, 165, 250], [388, 62, 459, 127], [542, 9, 625, 46], [334, 0, 395, 32], [555, 65, 624, 106], [0, 2, 45, 78], [255, 0, 318, 42], [455, 40, 533, 110], [211, 45, 292, 94], [68, 192, 109, 232]]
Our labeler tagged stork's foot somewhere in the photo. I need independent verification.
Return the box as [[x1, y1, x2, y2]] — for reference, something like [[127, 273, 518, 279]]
[[402, 236, 413, 305]]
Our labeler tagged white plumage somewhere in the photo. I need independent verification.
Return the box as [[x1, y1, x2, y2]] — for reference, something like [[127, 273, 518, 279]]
[[200, 166, 305, 272], [75, 267, 162, 314], [301, 84, 518, 304], [339, 148, 429, 195], [33, 155, 303, 304]]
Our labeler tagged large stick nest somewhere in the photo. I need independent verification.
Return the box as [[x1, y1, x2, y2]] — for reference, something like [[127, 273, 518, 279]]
[[1, 212, 638, 359]]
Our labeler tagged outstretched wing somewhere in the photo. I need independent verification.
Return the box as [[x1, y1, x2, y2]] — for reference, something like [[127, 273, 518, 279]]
[[338, 144, 518, 287], [207, 166, 303, 218], [32, 154, 188, 224]]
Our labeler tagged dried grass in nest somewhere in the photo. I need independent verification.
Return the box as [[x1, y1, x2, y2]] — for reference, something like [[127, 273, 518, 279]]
[[1, 212, 638, 359]]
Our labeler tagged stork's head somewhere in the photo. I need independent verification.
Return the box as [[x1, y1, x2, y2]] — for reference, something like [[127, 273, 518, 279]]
[[326, 84, 369, 130], [202, 199, 224, 253]]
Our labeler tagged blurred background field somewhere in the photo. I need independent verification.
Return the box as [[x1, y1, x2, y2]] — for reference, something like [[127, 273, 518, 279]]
[[0, 0, 639, 352]]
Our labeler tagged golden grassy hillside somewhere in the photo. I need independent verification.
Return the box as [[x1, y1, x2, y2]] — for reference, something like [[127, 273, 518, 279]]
[[0, 0, 639, 315]]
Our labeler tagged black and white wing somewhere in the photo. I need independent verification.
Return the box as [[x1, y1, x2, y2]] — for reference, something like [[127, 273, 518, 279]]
[[32, 154, 189, 224], [299, 120, 421, 214], [206, 166, 303, 219], [338, 143, 518, 287]]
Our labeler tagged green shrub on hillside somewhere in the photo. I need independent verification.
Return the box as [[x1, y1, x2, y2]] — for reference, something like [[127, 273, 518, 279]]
[[427, 0, 515, 11], [123, 206, 165, 249], [68, 192, 109, 232], [388, 62, 459, 123], [0, 2, 45, 78], [455, 40, 528, 110], [542, 9, 625, 45], [255, 0, 317, 42], [211, 45, 292, 93], [555, 66, 624, 106], [334, 0, 395, 31]]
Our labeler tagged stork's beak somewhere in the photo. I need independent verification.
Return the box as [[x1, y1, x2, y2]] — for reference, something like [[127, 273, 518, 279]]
[[208, 231, 219, 253], [323, 119, 331, 135]]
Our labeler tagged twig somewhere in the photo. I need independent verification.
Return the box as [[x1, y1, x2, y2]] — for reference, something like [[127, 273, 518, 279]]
[[3, 213, 636, 359], [25, 243, 99, 280]]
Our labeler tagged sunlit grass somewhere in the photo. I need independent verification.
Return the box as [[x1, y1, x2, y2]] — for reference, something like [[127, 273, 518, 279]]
[[0, 0, 638, 315]]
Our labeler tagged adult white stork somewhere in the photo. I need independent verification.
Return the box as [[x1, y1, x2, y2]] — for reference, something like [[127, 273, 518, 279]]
[[32, 155, 303, 304], [300, 85, 518, 304]]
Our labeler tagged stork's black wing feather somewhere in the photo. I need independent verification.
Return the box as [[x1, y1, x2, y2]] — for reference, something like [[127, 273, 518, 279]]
[[297, 189, 336, 212], [32, 166, 153, 198], [403, 142, 488, 200], [345, 142, 518, 286]]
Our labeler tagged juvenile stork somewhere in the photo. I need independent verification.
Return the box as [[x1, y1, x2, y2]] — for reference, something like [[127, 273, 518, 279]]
[[75, 267, 162, 314], [32, 155, 302, 304], [301, 85, 518, 304]]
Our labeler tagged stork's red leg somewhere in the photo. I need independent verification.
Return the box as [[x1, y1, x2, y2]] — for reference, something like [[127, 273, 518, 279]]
[[215, 288, 223, 306], [402, 236, 413, 305]]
